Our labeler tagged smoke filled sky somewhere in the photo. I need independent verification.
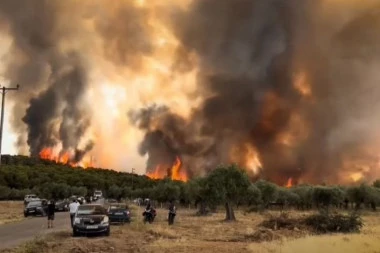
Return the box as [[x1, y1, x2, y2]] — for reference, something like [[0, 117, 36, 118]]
[[1, 0, 380, 184]]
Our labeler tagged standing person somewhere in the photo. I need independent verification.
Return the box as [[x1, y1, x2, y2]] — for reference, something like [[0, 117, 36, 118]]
[[68, 199, 80, 227], [168, 200, 176, 225], [47, 200, 55, 229]]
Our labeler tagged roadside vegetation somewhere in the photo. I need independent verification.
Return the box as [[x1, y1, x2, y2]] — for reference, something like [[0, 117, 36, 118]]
[[1, 207, 380, 253]]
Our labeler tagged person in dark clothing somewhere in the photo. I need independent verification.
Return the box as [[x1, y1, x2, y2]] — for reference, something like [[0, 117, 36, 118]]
[[143, 203, 157, 224], [47, 200, 55, 229], [168, 200, 176, 225]]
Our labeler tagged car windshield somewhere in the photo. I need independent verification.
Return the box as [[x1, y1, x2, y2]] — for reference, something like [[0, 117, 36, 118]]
[[77, 205, 105, 215], [27, 201, 41, 207]]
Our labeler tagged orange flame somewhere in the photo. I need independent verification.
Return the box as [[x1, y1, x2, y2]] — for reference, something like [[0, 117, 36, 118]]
[[146, 156, 188, 182], [285, 178, 293, 188], [39, 147, 93, 168]]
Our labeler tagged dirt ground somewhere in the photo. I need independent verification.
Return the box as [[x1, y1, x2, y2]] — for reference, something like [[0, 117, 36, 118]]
[[0, 201, 24, 225], [2, 205, 380, 253]]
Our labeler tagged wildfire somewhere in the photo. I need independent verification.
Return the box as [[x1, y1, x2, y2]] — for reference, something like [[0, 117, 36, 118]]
[[39, 147, 93, 169], [293, 71, 312, 98], [285, 178, 293, 188], [146, 156, 188, 182]]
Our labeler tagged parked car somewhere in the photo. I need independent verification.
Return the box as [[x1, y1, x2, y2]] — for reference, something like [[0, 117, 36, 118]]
[[24, 199, 48, 217], [55, 199, 69, 212], [107, 204, 130, 224], [107, 199, 117, 204], [24, 194, 38, 205], [72, 204, 110, 237]]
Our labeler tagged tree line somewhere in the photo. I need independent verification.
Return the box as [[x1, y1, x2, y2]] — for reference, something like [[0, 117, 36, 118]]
[[1, 155, 380, 221]]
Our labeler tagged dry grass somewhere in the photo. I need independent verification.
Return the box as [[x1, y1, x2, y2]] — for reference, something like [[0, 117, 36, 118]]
[[0, 201, 24, 225], [3, 206, 380, 253]]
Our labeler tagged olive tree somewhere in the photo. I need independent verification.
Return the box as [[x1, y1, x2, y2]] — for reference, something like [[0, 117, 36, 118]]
[[253, 179, 279, 207], [204, 164, 251, 221]]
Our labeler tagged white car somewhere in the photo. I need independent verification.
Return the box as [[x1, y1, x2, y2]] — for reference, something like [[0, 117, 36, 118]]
[[24, 194, 38, 205], [93, 190, 103, 200]]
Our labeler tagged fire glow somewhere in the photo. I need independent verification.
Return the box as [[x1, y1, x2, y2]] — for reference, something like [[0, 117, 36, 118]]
[[146, 156, 188, 182], [39, 148, 93, 169], [285, 178, 293, 188]]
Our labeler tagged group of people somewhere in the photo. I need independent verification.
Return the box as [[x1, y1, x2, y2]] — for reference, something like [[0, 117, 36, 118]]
[[143, 200, 177, 225], [44, 199, 81, 229], [45, 198, 177, 228]]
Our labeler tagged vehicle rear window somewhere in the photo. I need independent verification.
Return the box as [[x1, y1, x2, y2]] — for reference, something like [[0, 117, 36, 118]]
[[77, 205, 105, 215], [109, 205, 127, 210]]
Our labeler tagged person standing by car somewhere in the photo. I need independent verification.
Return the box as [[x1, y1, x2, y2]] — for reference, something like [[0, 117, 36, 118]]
[[69, 199, 80, 227], [168, 200, 176, 225], [47, 200, 55, 228]]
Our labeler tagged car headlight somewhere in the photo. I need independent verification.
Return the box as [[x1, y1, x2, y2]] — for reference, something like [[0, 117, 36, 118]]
[[74, 218, 81, 224], [101, 216, 109, 225]]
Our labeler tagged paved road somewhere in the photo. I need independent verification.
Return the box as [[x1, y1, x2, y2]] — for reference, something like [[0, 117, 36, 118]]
[[0, 199, 106, 250], [0, 212, 71, 250]]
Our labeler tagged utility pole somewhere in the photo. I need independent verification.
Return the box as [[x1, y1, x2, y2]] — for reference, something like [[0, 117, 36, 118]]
[[131, 168, 135, 202], [0, 84, 19, 166], [131, 168, 135, 189]]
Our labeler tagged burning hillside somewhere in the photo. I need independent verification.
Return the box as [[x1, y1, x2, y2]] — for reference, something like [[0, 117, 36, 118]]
[[146, 156, 188, 182], [39, 147, 93, 169], [1, 0, 380, 184]]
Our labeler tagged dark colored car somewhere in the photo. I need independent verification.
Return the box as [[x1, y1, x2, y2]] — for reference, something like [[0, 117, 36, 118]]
[[55, 200, 69, 212], [24, 199, 48, 217], [72, 204, 110, 237], [107, 204, 130, 224]]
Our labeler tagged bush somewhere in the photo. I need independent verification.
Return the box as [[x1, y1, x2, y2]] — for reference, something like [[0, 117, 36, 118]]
[[0, 185, 11, 200], [305, 210, 363, 233], [260, 212, 303, 230]]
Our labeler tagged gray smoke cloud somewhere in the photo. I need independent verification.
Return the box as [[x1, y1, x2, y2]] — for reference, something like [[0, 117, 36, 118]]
[[0, 0, 93, 162], [1, 0, 380, 183], [130, 0, 380, 184], [0, 0, 154, 164]]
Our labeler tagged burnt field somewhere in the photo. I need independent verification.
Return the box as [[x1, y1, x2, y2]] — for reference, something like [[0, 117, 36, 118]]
[[1, 205, 380, 253]]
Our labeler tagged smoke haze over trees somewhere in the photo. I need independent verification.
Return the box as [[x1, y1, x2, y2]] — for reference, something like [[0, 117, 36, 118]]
[[0, 0, 380, 183]]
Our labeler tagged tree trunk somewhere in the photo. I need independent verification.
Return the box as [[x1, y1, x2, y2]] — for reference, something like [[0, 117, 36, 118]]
[[197, 201, 208, 216], [225, 202, 236, 221]]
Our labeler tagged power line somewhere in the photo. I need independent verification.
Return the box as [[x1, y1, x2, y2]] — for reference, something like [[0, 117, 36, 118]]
[[0, 84, 19, 166]]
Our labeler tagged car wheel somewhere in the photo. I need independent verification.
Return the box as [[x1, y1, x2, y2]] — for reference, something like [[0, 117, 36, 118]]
[[24, 213, 28, 217], [72, 230, 80, 237], [105, 229, 110, 237]]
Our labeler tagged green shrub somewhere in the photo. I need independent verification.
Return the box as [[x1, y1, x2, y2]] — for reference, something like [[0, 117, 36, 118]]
[[305, 210, 363, 233]]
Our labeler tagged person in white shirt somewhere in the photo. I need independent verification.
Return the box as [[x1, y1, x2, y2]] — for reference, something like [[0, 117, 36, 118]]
[[68, 199, 80, 227]]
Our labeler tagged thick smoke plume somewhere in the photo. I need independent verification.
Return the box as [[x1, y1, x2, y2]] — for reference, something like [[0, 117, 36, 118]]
[[130, 0, 380, 184], [0, 0, 380, 183], [0, 0, 93, 162]]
